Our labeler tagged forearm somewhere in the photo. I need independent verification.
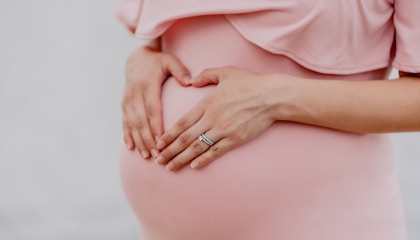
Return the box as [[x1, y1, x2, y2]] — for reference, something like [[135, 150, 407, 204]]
[[267, 75, 420, 133]]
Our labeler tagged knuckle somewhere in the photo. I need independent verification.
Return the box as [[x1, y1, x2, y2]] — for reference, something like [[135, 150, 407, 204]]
[[230, 133, 243, 142], [210, 146, 223, 157], [136, 80, 148, 89], [146, 104, 160, 118], [124, 119, 134, 129], [206, 110, 219, 121], [133, 121, 144, 129], [191, 141, 205, 154], [123, 121, 131, 130], [216, 121, 229, 132], [176, 118, 189, 129], [178, 134, 191, 145], [145, 108, 154, 118], [122, 97, 139, 112], [238, 131, 248, 141]]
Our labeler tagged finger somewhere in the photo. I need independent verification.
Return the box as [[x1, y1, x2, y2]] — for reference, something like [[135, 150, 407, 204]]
[[134, 95, 158, 157], [190, 138, 233, 169], [123, 121, 134, 150], [155, 105, 205, 151], [131, 127, 150, 159], [164, 54, 191, 86], [191, 67, 226, 87], [144, 87, 163, 153], [126, 102, 153, 159], [166, 132, 221, 171], [155, 120, 209, 165], [155, 117, 207, 164]]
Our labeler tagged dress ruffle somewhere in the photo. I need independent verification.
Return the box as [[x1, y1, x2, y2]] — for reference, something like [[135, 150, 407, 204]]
[[116, 0, 420, 74]]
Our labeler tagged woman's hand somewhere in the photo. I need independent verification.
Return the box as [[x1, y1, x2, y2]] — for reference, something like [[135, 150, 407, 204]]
[[154, 67, 277, 171], [122, 45, 191, 159]]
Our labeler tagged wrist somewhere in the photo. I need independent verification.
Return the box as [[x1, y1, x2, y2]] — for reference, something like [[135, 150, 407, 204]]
[[263, 74, 311, 123]]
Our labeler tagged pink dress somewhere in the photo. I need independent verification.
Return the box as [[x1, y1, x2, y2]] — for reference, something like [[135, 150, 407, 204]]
[[116, 1, 420, 239]]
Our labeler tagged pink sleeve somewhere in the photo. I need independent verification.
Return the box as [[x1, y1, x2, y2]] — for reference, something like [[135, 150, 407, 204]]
[[115, 0, 141, 34], [393, 0, 420, 73]]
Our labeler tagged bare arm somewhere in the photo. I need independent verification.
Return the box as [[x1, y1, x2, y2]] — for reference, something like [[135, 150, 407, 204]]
[[268, 72, 420, 133], [154, 68, 420, 170]]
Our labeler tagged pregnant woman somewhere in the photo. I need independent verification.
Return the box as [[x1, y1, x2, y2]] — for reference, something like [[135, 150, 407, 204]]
[[116, 0, 420, 239]]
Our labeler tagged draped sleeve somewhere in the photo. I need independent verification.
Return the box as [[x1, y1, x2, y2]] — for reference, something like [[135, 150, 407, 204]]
[[392, 0, 420, 73], [115, 0, 286, 38], [115, 0, 142, 34], [115, 0, 400, 75]]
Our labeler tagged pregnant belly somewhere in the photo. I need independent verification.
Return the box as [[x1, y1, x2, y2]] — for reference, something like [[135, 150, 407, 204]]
[[119, 15, 404, 240], [120, 78, 400, 240]]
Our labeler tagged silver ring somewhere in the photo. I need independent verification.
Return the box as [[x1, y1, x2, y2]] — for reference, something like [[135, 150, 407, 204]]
[[198, 133, 215, 147]]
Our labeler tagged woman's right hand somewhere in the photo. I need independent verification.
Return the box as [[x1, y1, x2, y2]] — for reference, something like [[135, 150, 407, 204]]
[[122, 43, 191, 159]]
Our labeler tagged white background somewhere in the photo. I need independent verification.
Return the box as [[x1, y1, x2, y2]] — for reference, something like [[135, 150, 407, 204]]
[[0, 0, 419, 239]]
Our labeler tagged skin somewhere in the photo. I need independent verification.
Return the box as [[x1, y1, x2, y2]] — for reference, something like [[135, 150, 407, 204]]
[[122, 39, 420, 171], [122, 38, 191, 159]]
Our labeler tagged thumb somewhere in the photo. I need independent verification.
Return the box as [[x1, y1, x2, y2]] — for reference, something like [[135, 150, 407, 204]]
[[191, 68, 223, 87], [164, 54, 191, 86]]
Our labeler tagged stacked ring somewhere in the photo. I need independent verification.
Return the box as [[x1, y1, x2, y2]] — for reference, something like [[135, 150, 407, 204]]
[[198, 133, 216, 147]]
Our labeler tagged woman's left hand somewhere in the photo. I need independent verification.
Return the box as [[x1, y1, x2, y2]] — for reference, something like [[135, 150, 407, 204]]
[[154, 67, 277, 171]]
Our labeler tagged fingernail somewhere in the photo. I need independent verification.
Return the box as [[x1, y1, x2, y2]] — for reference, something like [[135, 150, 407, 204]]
[[184, 76, 192, 84], [150, 149, 159, 158], [141, 150, 150, 159], [126, 142, 132, 150], [166, 163, 174, 171], [190, 162, 199, 169], [156, 140, 165, 150], [155, 155, 165, 164]]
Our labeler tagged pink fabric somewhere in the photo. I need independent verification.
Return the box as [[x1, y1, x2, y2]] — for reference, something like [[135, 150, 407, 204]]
[[118, 14, 407, 240], [115, 0, 138, 33], [393, 0, 420, 73], [116, 0, 420, 74]]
